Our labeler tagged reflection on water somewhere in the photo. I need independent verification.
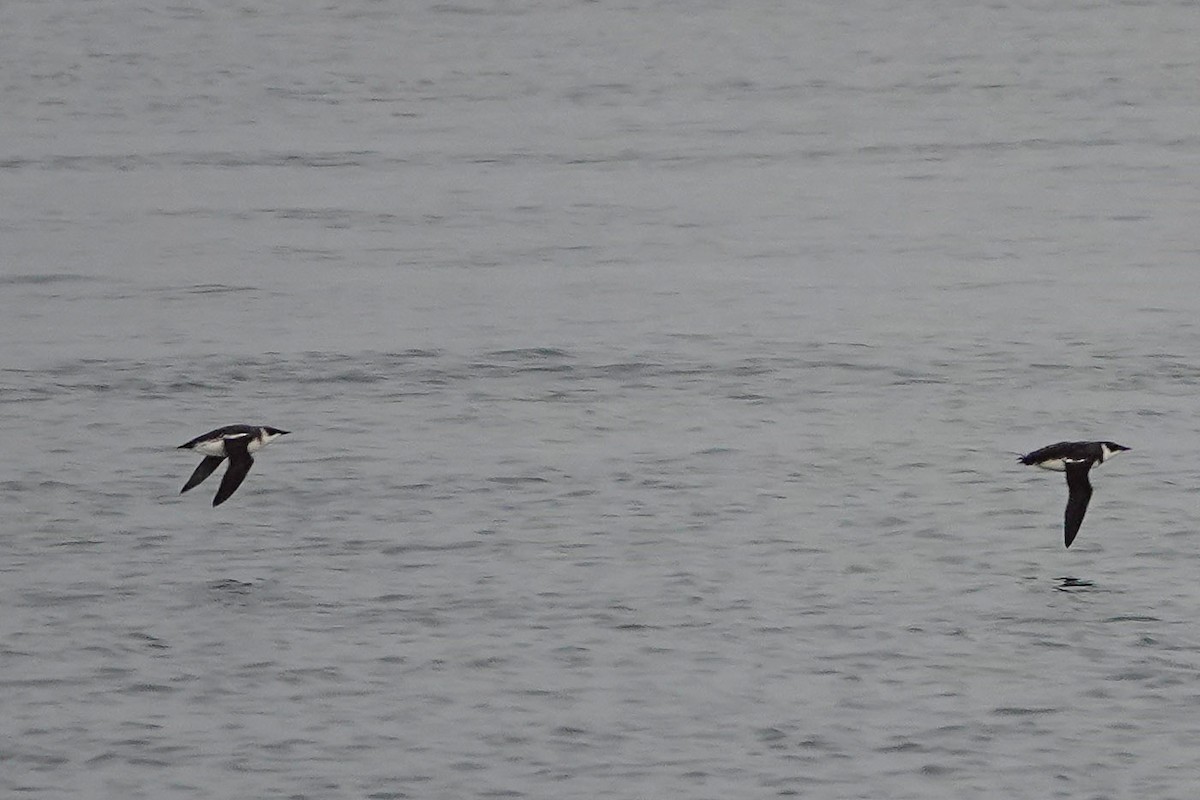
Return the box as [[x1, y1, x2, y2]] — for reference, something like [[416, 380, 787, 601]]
[[1056, 576, 1096, 592]]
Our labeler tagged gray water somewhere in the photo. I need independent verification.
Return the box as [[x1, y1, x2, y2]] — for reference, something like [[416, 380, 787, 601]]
[[4, 1, 1200, 797]]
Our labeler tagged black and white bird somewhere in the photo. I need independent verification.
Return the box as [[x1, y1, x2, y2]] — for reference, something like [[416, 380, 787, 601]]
[[178, 425, 289, 506], [1018, 441, 1129, 548]]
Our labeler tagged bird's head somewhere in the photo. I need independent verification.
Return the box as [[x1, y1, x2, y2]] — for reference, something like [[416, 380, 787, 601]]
[[1100, 442, 1130, 461], [259, 426, 290, 446]]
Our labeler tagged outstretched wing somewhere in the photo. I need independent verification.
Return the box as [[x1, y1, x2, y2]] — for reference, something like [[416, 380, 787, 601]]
[[213, 436, 254, 507], [1063, 461, 1094, 548], [181, 456, 224, 494]]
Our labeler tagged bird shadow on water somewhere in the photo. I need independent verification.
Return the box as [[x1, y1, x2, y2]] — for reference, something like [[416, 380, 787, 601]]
[[1055, 576, 1096, 592]]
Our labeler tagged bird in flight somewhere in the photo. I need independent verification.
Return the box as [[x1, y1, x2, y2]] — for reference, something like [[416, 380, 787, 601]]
[[178, 425, 289, 506], [1018, 440, 1129, 548]]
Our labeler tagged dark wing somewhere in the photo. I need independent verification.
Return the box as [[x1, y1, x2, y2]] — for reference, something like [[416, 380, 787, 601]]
[[181, 456, 224, 494], [213, 436, 254, 507], [1019, 441, 1076, 465], [1063, 461, 1094, 548]]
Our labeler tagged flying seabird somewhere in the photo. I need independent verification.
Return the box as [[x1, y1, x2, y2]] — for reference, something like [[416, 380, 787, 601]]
[[178, 425, 289, 506], [1018, 440, 1129, 547]]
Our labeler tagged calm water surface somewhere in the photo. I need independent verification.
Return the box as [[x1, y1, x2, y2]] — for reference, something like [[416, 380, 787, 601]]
[[4, 1, 1200, 798]]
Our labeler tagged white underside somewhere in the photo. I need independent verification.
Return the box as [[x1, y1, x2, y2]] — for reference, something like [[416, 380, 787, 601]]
[[1035, 457, 1095, 472], [193, 432, 278, 457], [193, 439, 232, 457], [250, 433, 281, 453]]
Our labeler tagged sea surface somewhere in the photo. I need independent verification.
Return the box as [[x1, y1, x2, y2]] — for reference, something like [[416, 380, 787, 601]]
[[4, 1, 1200, 798]]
